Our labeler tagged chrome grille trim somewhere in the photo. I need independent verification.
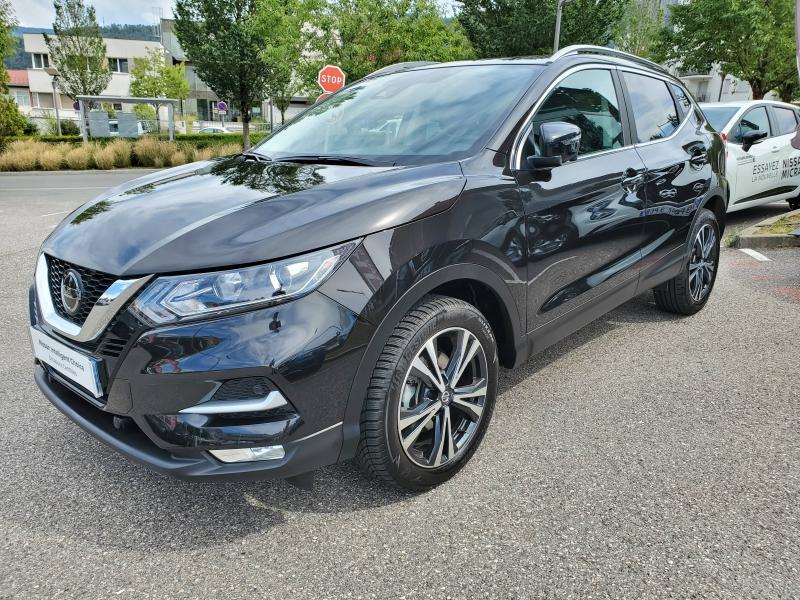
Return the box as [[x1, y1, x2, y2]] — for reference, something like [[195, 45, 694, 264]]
[[35, 254, 153, 343]]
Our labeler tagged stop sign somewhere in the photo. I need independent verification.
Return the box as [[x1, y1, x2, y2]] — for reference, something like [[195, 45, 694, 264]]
[[317, 65, 346, 94]]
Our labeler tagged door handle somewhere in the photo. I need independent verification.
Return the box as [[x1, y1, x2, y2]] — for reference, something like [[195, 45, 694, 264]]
[[771, 146, 781, 153]]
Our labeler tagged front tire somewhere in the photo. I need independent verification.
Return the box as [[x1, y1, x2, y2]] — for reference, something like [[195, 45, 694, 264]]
[[654, 208, 720, 315], [356, 295, 499, 490]]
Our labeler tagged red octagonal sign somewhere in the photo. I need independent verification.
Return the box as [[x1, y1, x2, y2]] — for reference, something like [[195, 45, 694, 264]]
[[317, 65, 346, 94]]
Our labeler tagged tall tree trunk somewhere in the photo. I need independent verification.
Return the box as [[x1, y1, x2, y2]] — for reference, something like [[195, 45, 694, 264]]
[[280, 108, 285, 124], [242, 108, 250, 151], [717, 72, 727, 101]]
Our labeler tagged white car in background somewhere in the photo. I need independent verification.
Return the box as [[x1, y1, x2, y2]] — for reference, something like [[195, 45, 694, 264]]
[[701, 100, 800, 212], [197, 126, 231, 134]]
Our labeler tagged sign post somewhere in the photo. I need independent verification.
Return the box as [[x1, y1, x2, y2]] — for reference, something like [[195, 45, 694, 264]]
[[317, 65, 346, 102], [217, 100, 228, 127]]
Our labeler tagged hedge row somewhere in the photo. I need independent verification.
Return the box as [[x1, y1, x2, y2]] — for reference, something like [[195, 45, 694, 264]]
[[0, 138, 245, 171], [6, 131, 270, 148]]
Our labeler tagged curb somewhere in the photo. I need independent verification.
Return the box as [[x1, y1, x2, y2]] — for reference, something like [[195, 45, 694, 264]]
[[735, 208, 800, 249], [0, 169, 161, 176]]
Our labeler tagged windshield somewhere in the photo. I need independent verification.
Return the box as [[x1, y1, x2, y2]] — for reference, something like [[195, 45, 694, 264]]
[[701, 106, 739, 132], [253, 64, 543, 165]]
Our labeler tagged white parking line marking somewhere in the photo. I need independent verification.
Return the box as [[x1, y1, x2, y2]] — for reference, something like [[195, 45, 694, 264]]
[[739, 248, 772, 262], [40, 210, 71, 217]]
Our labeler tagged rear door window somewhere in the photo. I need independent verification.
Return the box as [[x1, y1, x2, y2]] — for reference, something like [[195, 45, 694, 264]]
[[772, 106, 798, 136], [622, 72, 680, 142]]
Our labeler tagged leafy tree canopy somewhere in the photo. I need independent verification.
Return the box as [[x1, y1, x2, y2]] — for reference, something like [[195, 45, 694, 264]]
[[130, 47, 190, 100], [0, 0, 16, 92], [174, 0, 271, 149], [304, 0, 474, 85], [44, 0, 112, 99], [250, 0, 311, 123], [654, 0, 798, 101], [456, 0, 627, 58], [614, 0, 661, 60]]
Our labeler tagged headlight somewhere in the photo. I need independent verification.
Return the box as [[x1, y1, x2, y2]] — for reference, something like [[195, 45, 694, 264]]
[[132, 240, 359, 324]]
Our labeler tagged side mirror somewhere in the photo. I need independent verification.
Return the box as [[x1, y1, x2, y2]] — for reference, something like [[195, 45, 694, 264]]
[[741, 129, 768, 152], [527, 121, 581, 170]]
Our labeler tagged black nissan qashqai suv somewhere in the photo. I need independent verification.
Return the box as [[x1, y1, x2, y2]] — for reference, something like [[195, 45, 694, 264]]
[[30, 46, 727, 490]]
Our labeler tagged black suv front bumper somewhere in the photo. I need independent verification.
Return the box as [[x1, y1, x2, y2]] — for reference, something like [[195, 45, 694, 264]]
[[32, 288, 374, 480]]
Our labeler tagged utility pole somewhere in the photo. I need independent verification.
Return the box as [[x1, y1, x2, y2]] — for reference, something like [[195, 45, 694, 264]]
[[45, 67, 62, 135], [553, 0, 575, 53]]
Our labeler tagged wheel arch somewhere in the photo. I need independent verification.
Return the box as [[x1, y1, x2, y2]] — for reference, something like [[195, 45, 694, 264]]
[[338, 263, 526, 462], [702, 193, 727, 234]]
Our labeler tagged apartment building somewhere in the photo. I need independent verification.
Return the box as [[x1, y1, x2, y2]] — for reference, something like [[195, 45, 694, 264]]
[[18, 32, 163, 117]]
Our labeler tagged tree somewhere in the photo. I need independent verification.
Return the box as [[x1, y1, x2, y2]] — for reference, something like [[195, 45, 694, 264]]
[[251, 0, 310, 125], [456, 0, 627, 59], [654, 0, 798, 101], [44, 0, 112, 100], [174, 0, 272, 149], [0, 96, 27, 146], [614, 0, 661, 60], [304, 0, 474, 85], [1, 0, 16, 92], [130, 47, 190, 130]]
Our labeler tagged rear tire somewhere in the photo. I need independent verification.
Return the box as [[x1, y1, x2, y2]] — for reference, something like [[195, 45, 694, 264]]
[[654, 208, 720, 315], [356, 295, 498, 490], [788, 197, 800, 211]]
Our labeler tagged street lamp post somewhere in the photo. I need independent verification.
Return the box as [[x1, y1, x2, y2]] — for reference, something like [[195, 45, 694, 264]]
[[45, 67, 62, 136], [553, 0, 575, 53]]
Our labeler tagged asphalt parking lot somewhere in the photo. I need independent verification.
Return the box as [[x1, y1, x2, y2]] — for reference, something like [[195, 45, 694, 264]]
[[1, 171, 798, 598]]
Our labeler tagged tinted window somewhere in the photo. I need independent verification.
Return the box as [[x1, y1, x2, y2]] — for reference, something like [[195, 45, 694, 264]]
[[254, 65, 542, 165], [702, 106, 739, 132], [772, 107, 798, 136], [622, 72, 679, 142], [527, 69, 624, 157], [731, 106, 771, 144]]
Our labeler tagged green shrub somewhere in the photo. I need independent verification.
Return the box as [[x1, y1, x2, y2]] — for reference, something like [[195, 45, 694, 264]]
[[22, 118, 39, 136], [0, 97, 28, 148], [59, 120, 81, 136]]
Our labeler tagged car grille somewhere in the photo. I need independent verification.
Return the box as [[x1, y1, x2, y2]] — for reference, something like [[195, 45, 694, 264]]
[[46, 255, 116, 326]]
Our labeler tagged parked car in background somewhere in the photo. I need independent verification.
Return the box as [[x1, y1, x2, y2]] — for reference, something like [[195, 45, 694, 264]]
[[701, 100, 800, 211], [197, 126, 231, 134], [30, 46, 727, 490]]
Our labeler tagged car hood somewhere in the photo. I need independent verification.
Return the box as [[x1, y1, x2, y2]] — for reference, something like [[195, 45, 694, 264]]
[[42, 156, 466, 276]]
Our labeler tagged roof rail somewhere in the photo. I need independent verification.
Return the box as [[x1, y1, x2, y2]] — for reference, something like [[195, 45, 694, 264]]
[[551, 45, 670, 75], [364, 61, 439, 79]]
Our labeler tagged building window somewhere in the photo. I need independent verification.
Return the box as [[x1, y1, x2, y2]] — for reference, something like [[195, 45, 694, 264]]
[[31, 92, 41, 108], [32, 53, 50, 69], [112, 102, 123, 111], [10, 89, 31, 107], [109, 58, 129, 74]]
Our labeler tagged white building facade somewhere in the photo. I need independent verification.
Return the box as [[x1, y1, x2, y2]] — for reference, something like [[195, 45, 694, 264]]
[[20, 33, 164, 117]]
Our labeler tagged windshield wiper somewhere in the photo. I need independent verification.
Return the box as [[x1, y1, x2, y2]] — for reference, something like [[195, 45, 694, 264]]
[[272, 155, 391, 167]]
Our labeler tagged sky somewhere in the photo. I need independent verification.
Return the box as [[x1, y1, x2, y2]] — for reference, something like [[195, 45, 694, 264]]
[[10, 0, 174, 28]]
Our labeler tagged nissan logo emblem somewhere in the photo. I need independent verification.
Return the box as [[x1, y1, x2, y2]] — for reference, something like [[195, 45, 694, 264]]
[[60, 270, 83, 316]]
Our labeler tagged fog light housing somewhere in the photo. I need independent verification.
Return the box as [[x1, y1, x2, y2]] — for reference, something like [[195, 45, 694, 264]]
[[209, 445, 285, 463]]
